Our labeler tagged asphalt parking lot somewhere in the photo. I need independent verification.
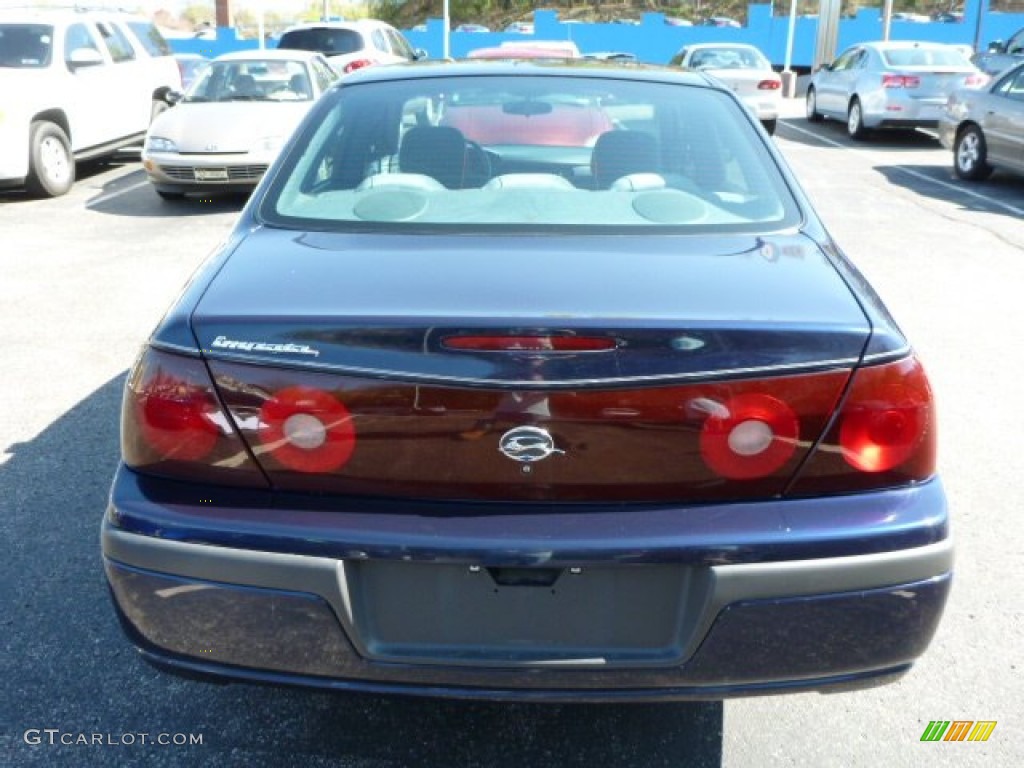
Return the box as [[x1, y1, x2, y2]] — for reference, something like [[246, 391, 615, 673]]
[[1, 100, 1022, 767]]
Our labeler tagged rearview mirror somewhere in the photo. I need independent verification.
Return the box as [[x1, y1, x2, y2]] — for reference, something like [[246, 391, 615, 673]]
[[503, 100, 553, 117]]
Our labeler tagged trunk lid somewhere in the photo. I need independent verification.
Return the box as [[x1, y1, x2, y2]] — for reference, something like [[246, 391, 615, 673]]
[[192, 229, 869, 385]]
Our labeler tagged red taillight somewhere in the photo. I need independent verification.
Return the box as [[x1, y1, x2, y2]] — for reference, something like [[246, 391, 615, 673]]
[[209, 360, 853, 500], [882, 73, 921, 88], [443, 335, 617, 352], [258, 386, 356, 473], [343, 58, 374, 74], [757, 79, 781, 90], [699, 393, 799, 479], [838, 359, 933, 473], [964, 73, 989, 88], [136, 369, 220, 461], [790, 356, 936, 495], [122, 348, 267, 486]]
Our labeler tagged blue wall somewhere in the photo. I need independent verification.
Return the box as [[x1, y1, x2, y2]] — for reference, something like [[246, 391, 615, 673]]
[[170, 3, 1024, 69]]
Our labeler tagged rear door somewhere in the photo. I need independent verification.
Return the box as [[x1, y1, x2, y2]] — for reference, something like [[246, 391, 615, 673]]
[[384, 27, 417, 62], [983, 66, 1024, 170], [92, 18, 147, 136], [816, 47, 864, 116]]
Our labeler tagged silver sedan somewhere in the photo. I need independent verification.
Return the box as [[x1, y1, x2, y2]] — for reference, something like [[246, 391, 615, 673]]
[[143, 50, 338, 200], [806, 41, 987, 139], [669, 43, 782, 134], [939, 60, 1024, 180]]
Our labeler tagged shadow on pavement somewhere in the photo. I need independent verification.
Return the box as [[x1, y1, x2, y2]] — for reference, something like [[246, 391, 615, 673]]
[[873, 163, 1024, 219], [2, 374, 723, 767], [0, 152, 140, 205], [85, 170, 248, 219], [777, 117, 942, 151]]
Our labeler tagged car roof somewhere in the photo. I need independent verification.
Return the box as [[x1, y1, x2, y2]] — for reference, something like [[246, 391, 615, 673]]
[[212, 49, 325, 63], [339, 59, 714, 88], [686, 42, 763, 51], [0, 7, 149, 22], [281, 19, 395, 33], [862, 40, 958, 51]]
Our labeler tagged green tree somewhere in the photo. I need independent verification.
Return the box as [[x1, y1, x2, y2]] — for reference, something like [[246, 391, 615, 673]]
[[181, 3, 214, 28]]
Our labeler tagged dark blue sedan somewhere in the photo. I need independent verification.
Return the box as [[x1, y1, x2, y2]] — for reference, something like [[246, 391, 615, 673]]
[[102, 61, 952, 701]]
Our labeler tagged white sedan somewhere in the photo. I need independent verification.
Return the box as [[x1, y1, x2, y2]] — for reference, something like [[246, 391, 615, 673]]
[[142, 50, 338, 200], [669, 43, 782, 134]]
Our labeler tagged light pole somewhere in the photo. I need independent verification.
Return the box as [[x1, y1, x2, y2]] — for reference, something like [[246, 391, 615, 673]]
[[973, 0, 990, 53], [782, 0, 799, 97], [443, 0, 450, 60]]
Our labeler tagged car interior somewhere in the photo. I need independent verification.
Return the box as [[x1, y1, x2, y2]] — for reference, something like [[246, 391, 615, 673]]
[[268, 75, 791, 228]]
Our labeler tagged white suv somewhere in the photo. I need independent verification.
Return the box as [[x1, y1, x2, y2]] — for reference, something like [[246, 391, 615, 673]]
[[277, 19, 423, 76], [0, 7, 182, 197]]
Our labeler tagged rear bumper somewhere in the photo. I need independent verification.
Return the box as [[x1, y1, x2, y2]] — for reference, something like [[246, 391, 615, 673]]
[[103, 469, 953, 700], [863, 93, 945, 129]]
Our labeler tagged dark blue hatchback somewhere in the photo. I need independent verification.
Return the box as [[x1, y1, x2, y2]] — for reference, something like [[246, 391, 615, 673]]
[[102, 62, 951, 701]]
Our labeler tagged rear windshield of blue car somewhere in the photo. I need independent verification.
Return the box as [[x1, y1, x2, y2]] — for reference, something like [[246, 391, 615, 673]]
[[260, 73, 801, 234]]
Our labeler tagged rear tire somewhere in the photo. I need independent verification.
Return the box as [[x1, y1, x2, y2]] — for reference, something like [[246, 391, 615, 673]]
[[26, 121, 74, 198], [953, 125, 994, 181], [846, 98, 869, 140], [761, 118, 777, 135], [805, 88, 823, 123]]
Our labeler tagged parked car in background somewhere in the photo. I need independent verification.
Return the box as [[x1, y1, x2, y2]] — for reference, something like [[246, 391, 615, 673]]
[[104, 61, 951, 702], [670, 43, 782, 134], [454, 23, 490, 33], [806, 41, 987, 139], [142, 50, 337, 200], [890, 12, 930, 23], [504, 21, 534, 34], [0, 6, 181, 196], [468, 40, 581, 60], [939, 60, 1024, 180], [583, 51, 639, 63], [699, 16, 742, 28], [173, 52, 209, 90], [277, 19, 422, 76], [972, 26, 1024, 76]]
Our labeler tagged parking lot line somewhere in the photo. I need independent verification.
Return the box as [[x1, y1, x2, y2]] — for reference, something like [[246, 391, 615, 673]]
[[779, 119, 1024, 218]]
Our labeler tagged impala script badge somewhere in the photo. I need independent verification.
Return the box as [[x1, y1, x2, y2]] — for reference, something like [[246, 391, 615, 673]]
[[498, 426, 564, 463]]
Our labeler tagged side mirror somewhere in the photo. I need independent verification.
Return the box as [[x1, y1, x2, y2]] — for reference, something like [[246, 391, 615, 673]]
[[67, 47, 103, 69], [414, 48, 428, 60], [987, 40, 1006, 53], [166, 90, 184, 105]]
